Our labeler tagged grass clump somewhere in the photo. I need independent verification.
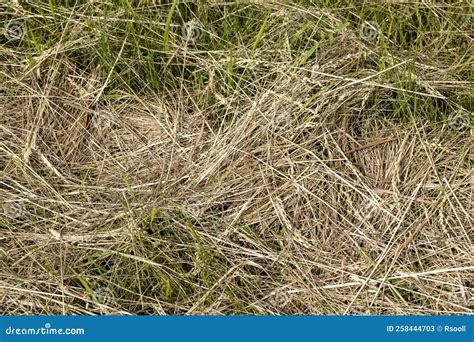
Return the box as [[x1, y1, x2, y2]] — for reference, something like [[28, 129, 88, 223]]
[[0, 0, 472, 315]]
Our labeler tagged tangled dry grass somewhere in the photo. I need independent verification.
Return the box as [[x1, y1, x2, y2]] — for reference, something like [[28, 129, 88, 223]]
[[0, 0, 473, 315]]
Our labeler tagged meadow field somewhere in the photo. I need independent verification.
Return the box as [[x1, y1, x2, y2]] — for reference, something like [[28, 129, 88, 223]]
[[0, 0, 472, 315]]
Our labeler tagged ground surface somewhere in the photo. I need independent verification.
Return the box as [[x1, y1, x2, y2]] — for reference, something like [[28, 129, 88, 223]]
[[0, 0, 473, 315]]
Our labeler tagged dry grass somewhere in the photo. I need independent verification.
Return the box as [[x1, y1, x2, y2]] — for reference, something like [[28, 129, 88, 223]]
[[0, 0, 473, 315]]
